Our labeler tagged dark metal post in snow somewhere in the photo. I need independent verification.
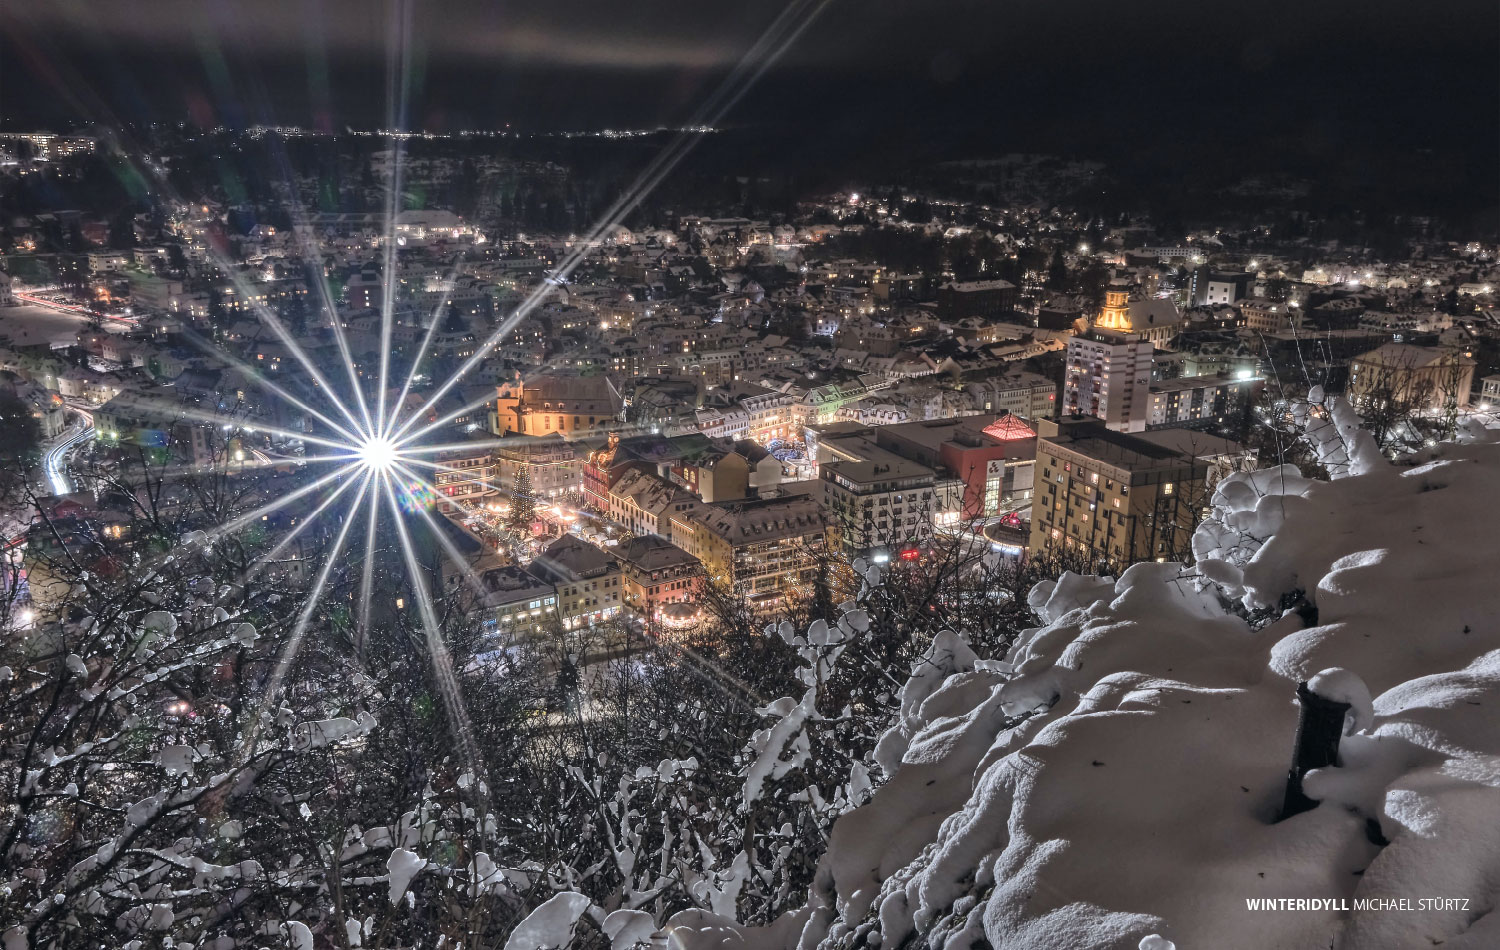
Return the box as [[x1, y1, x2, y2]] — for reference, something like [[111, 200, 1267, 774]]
[[1280, 680, 1350, 820]]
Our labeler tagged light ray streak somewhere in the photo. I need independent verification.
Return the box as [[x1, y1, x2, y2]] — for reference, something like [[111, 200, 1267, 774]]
[[207, 463, 363, 543], [355, 479, 382, 658], [387, 0, 831, 445], [390, 463, 496, 603], [27, 131, 362, 446], [265, 145, 378, 438], [59, 124, 372, 445], [380, 469, 486, 782], [20, 49, 370, 449], [237, 471, 373, 763], [385, 458, 509, 523], [390, 386, 511, 446], [391, 420, 656, 458], [293, 232, 378, 438], [393, 455, 504, 491], [239, 469, 368, 580], [6, 21, 371, 447], [173, 332, 368, 448], [102, 452, 361, 490], [388, 453, 536, 509], [11, 17, 356, 443], [381, 254, 469, 441], [375, 0, 416, 434], [78, 361, 360, 452], [197, 265, 370, 440], [390, 349, 584, 444]]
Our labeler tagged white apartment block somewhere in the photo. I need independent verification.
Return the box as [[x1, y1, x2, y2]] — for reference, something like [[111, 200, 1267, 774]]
[[1063, 329, 1153, 433]]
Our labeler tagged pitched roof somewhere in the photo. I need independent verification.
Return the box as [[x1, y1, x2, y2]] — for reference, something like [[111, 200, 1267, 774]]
[[529, 535, 616, 583]]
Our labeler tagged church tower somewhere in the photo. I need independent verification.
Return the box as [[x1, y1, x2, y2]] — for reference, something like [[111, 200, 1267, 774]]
[[1096, 286, 1132, 331]]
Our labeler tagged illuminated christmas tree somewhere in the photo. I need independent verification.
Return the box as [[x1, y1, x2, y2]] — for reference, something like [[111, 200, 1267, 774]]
[[507, 454, 536, 531]]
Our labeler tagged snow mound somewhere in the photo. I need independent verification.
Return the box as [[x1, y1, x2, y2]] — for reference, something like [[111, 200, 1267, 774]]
[[674, 411, 1500, 949]]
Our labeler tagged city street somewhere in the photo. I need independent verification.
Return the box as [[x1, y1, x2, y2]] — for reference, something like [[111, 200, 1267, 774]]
[[41, 410, 95, 496]]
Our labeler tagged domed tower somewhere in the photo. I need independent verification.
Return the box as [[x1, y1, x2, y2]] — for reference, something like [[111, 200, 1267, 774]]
[[1096, 286, 1132, 331]]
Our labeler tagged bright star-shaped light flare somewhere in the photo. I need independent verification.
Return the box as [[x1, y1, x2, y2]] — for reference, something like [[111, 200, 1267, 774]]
[[357, 435, 401, 472], [121, 0, 836, 794]]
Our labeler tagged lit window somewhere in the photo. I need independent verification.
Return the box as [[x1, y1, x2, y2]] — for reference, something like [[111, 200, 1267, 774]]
[[1163, 483, 1175, 495]]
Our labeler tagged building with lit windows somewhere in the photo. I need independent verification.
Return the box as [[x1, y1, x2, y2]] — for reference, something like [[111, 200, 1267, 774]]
[[937, 279, 1018, 321], [1479, 374, 1500, 409], [606, 469, 702, 543], [964, 370, 1057, 422], [820, 458, 936, 560], [1146, 374, 1260, 429], [871, 413, 1038, 521], [612, 536, 704, 626], [1347, 343, 1475, 413], [673, 492, 825, 610], [0, 132, 97, 160], [1240, 298, 1298, 333], [1095, 286, 1184, 347], [833, 316, 900, 357], [1063, 328, 1153, 432], [1030, 417, 1251, 569], [527, 535, 624, 630], [694, 382, 797, 443], [432, 433, 496, 511], [494, 433, 582, 505], [474, 566, 559, 642], [495, 373, 623, 436]]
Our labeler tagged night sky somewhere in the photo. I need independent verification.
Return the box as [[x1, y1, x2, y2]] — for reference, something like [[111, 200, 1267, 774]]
[[3, 0, 1497, 178]]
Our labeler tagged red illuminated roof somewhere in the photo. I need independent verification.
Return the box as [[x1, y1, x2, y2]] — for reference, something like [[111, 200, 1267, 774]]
[[981, 415, 1037, 442]]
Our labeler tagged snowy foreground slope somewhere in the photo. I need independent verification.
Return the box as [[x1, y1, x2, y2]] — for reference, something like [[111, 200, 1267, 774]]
[[667, 399, 1500, 950]]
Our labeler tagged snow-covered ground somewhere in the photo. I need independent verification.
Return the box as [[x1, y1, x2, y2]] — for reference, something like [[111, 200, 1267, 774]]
[[667, 395, 1500, 949]]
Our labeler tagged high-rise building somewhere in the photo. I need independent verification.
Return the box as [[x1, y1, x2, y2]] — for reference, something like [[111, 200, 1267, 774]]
[[1063, 329, 1153, 432]]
